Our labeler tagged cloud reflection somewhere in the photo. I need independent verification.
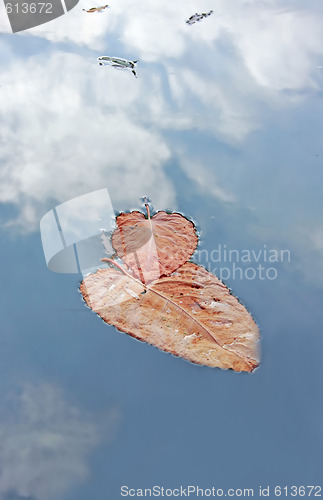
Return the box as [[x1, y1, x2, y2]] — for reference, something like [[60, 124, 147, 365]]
[[0, 383, 118, 500], [27, 0, 323, 92], [0, 50, 174, 231], [0, 0, 322, 236]]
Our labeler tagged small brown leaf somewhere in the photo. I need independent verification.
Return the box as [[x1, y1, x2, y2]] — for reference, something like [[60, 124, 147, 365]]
[[83, 4, 109, 12], [112, 208, 198, 283], [80, 262, 260, 372]]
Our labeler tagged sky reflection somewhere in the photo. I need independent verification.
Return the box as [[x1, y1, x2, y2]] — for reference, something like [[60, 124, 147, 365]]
[[0, 0, 323, 498]]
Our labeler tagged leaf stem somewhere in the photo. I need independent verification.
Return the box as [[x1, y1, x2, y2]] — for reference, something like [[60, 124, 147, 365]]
[[101, 258, 145, 286], [101, 258, 131, 277], [145, 202, 151, 220]]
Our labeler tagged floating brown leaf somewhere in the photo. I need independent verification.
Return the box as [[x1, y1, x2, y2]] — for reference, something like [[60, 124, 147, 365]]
[[111, 205, 198, 284], [80, 262, 260, 372], [82, 4, 109, 12]]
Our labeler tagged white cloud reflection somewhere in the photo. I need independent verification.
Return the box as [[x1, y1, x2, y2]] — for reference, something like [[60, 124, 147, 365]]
[[0, 0, 322, 232], [0, 383, 117, 500], [0, 50, 174, 231], [27, 0, 323, 92]]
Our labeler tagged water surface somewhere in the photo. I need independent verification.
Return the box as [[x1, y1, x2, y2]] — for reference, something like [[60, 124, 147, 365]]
[[0, 0, 323, 498]]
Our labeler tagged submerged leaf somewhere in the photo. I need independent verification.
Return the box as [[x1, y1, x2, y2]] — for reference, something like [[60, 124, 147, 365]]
[[111, 209, 198, 284], [186, 10, 213, 25], [97, 57, 138, 77], [80, 262, 260, 372]]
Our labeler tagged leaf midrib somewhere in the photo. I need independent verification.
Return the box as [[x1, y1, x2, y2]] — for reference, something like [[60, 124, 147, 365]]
[[148, 280, 255, 369], [103, 259, 255, 370]]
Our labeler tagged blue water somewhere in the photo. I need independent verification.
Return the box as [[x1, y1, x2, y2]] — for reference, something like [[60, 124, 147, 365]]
[[0, 0, 323, 498]]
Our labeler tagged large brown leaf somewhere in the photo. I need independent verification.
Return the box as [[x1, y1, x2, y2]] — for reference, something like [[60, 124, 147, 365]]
[[111, 208, 198, 284], [80, 262, 260, 372]]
